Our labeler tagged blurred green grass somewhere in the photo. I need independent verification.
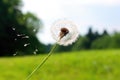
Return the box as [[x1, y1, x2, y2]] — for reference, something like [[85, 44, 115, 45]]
[[0, 50, 120, 80]]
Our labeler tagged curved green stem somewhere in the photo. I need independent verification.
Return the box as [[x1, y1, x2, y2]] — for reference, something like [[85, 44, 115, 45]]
[[25, 43, 58, 80]]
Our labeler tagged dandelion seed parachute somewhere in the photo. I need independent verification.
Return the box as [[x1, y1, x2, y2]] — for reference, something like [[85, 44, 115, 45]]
[[51, 20, 79, 46]]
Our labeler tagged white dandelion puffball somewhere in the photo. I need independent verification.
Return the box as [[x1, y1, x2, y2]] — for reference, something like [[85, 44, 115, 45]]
[[51, 19, 79, 46]]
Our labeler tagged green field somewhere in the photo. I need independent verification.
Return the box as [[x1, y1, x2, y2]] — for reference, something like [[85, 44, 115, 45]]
[[0, 50, 120, 80]]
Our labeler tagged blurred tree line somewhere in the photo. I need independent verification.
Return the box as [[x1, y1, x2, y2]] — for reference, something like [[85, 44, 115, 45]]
[[0, 0, 120, 56], [54, 27, 120, 52], [0, 0, 46, 56]]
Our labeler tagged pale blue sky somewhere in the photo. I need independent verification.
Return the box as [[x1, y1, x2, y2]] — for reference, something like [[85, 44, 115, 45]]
[[22, 0, 120, 44]]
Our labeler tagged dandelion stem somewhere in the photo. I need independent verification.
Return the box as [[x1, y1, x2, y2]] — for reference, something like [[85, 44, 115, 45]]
[[25, 43, 58, 80]]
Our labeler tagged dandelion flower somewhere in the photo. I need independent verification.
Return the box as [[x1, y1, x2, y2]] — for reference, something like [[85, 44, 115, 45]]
[[25, 19, 79, 80], [51, 19, 79, 46]]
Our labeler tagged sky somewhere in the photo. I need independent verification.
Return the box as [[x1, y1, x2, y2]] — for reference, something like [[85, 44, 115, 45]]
[[22, 0, 120, 44]]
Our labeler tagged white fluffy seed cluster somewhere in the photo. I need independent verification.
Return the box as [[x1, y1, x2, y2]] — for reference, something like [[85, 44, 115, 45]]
[[51, 19, 79, 46]]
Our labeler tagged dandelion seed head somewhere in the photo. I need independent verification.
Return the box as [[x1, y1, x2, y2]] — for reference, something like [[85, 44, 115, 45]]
[[51, 19, 79, 46]]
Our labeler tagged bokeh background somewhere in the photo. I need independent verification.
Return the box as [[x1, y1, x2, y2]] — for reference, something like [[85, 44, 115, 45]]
[[0, 0, 120, 80]]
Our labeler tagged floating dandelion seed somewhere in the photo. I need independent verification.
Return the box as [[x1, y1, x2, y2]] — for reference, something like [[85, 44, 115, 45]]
[[35, 49, 38, 52], [12, 27, 16, 30], [33, 51, 37, 55], [14, 38, 17, 41], [33, 29, 36, 32], [13, 53, 17, 56], [17, 34, 25, 37], [33, 49, 38, 55], [22, 36, 29, 39], [24, 43, 30, 47], [17, 34, 22, 36], [13, 52, 18, 56], [51, 20, 79, 46]]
